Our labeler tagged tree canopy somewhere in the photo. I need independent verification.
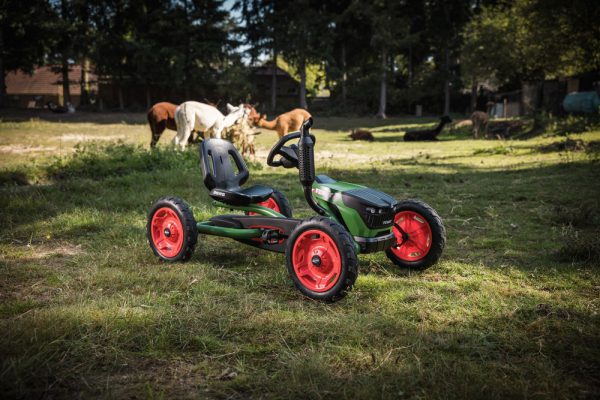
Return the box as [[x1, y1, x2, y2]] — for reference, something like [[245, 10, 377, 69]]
[[1, 0, 597, 113]]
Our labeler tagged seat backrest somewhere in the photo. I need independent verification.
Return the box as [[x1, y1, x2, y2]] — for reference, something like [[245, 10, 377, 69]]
[[199, 139, 249, 191]]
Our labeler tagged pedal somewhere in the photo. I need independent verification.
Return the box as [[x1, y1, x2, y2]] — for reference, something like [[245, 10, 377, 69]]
[[261, 229, 285, 245]]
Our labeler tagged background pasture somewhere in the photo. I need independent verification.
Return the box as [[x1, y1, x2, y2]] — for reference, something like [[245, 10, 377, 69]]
[[1, 112, 599, 399]]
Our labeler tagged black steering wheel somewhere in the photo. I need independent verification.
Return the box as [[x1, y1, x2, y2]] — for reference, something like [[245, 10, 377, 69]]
[[267, 122, 316, 168]]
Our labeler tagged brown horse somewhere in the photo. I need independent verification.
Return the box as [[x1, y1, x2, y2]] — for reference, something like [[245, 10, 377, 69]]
[[147, 102, 178, 148]]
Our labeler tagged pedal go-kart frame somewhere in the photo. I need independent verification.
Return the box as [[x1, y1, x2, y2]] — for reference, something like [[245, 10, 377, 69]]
[[147, 118, 446, 301]]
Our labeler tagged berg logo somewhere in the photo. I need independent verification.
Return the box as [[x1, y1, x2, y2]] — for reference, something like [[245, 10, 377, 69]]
[[311, 187, 328, 197]]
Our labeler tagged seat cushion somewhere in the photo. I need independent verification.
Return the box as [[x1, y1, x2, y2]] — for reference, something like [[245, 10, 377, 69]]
[[209, 184, 274, 206]]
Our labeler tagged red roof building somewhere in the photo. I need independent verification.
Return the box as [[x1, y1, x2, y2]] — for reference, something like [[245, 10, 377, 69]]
[[5, 65, 97, 108]]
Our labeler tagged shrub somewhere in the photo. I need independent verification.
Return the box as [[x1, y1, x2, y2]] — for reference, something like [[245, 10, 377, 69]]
[[46, 142, 199, 181]]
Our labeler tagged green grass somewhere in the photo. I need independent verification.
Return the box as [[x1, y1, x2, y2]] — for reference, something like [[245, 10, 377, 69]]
[[1, 110, 600, 399]]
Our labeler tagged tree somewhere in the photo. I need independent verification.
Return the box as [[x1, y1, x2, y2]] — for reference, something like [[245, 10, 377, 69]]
[[425, 0, 470, 115], [234, 0, 282, 110], [460, 6, 517, 112], [276, 0, 330, 109], [46, 0, 94, 106], [0, 0, 52, 107], [460, 0, 600, 94], [91, 0, 136, 109]]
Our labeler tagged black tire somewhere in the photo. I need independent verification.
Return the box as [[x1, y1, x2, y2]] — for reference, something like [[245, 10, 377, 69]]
[[147, 197, 198, 261], [286, 216, 358, 302], [246, 188, 293, 217], [385, 199, 446, 270]]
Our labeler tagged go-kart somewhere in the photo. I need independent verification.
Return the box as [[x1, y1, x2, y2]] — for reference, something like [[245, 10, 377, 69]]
[[147, 118, 446, 301]]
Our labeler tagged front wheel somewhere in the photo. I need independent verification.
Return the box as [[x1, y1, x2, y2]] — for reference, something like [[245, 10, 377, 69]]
[[147, 197, 198, 261], [286, 217, 358, 302], [385, 199, 446, 270]]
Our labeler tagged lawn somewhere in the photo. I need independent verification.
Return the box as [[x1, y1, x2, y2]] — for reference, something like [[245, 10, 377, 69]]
[[1, 110, 599, 399]]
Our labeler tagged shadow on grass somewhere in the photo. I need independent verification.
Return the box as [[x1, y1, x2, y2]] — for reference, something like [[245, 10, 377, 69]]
[[1, 270, 598, 399], [2, 140, 599, 274]]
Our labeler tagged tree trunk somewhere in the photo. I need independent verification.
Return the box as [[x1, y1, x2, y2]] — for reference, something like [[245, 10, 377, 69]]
[[183, 0, 191, 100], [0, 27, 6, 108], [341, 43, 347, 111], [117, 82, 124, 110], [270, 47, 277, 112], [299, 56, 307, 109], [443, 44, 450, 115], [146, 85, 151, 109], [408, 44, 413, 88], [61, 56, 71, 106], [376, 50, 387, 119], [59, 0, 71, 106], [470, 82, 478, 113], [80, 58, 90, 107]]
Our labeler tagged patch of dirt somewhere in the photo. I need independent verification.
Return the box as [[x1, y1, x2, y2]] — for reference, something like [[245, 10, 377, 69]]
[[92, 358, 217, 399], [60, 134, 126, 142], [0, 242, 84, 263], [0, 144, 57, 154], [253, 148, 375, 164]]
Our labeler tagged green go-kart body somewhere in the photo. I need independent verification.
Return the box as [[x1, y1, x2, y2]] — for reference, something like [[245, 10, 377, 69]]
[[199, 175, 398, 255], [147, 118, 445, 301]]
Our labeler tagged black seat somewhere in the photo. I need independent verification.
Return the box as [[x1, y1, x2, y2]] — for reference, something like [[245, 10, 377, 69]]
[[199, 139, 274, 206]]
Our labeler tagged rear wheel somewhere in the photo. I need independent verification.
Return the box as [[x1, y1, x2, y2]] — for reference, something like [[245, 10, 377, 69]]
[[386, 199, 445, 270], [247, 189, 293, 217], [286, 217, 358, 302], [147, 197, 198, 261]]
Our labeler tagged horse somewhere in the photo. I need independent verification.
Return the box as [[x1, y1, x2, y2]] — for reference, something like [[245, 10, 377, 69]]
[[173, 102, 249, 150], [147, 102, 178, 148]]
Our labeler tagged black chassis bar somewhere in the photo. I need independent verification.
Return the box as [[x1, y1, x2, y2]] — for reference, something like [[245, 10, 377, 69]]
[[208, 214, 302, 253]]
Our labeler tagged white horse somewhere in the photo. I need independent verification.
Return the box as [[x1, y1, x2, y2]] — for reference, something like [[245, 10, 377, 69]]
[[173, 102, 249, 150]]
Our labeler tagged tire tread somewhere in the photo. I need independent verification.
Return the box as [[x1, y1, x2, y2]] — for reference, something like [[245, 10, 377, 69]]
[[147, 196, 198, 261]]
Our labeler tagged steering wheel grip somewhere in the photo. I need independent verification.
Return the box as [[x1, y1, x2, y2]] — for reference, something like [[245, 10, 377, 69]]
[[267, 119, 316, 167], [267, 131, 301, 167]]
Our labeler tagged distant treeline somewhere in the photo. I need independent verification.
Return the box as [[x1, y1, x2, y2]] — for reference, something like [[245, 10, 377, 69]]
[[1, 0, 598, 115]]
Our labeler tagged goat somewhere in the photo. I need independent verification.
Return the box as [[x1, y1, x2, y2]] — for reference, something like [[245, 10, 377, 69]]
[[173, 102, 249, 150], [404, 116, 453, 141]]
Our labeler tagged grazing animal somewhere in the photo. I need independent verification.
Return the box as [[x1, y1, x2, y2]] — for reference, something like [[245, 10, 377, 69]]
[[174, 102, 249, 150], [147, 102, 178, 148], [222, 117, 261, 159], [404, 116, 453, 141], [257, 108, 311, 139], [471, 111, 489, 139], [245, 104, 261, 125], [349, 129, 374, 141]]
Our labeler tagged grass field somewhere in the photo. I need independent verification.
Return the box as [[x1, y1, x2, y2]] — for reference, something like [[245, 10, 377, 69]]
[[1, 110, 599, 399]]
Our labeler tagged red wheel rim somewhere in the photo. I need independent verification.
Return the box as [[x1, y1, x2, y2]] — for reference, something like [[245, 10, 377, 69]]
[[249, 197, 280, 216], [150, 207, 184, 258], [292, 230, 342, 292], [391, 211, 432, 261]]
